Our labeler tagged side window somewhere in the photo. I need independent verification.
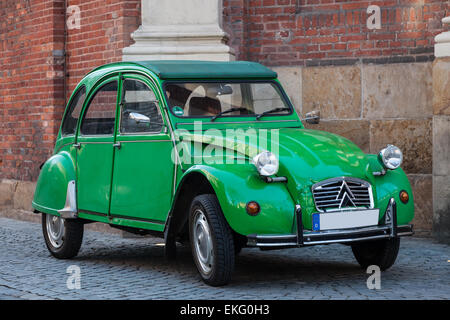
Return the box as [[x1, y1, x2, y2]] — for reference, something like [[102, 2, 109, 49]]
[[80, 81, 118, 136], [61, 86, 86, 136], [120, 79, 163, 134]]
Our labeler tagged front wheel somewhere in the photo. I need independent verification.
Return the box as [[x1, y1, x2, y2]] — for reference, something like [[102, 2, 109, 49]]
[[351, 238, 400, 271], [189, 194, 235, 286], [42, 213, 84, 259]]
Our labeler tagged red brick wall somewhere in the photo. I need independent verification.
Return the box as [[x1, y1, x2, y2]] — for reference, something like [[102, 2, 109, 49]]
[[0, 0, 140, 181], [0, 0, 66, 181], [223, 0, 449, 65], [66, 0, 140, 97]]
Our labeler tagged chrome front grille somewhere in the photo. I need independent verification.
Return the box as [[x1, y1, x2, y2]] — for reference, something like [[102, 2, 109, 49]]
[[312, 177, 374, 212]]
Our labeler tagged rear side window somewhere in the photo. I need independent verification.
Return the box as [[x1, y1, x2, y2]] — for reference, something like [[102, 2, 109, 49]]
[[80, 81, 118, 136], [61, 86, 86, 136]]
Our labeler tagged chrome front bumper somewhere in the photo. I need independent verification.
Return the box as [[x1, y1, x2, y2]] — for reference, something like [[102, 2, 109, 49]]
[[247, 198, 414, 248]]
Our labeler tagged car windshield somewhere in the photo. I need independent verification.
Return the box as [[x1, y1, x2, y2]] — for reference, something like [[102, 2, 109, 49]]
[[164, 81, 292, 119]]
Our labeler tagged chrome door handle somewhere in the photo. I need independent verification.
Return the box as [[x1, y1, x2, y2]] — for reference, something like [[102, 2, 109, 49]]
[[113, 142, 121, 149], [73, 143, 81, 149]]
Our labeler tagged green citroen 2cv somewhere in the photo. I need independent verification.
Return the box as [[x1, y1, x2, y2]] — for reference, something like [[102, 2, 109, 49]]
[[33, 60, 414, 286]]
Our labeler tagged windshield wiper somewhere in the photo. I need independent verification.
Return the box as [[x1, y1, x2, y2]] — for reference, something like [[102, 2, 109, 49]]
[[210, 107, 250, 121], [256, 107, 290, 120]]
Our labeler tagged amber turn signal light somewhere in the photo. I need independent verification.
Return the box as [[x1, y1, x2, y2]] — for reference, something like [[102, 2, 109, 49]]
[[246, 201, 261, 216], [399, 190, 409, 204]]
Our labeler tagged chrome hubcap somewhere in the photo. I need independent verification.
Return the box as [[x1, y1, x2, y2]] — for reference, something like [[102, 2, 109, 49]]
[[46, 215, 65, 248], [193, 210, 214, 275]]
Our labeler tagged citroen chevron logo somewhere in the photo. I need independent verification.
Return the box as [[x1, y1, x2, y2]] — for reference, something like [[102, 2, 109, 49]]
[[313, 177, 372, 212], [336, 181, 356, 209]]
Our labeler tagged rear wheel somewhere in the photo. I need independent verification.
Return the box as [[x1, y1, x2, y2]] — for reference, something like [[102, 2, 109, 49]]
[[351, 238, 400, 271], [42, 213, 84, 259], [189, 194, 235, 286]]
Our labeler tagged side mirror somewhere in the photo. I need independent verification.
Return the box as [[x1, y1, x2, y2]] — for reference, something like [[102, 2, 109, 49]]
[[128, 112, 150, 124], [305, 110, 320, 124]]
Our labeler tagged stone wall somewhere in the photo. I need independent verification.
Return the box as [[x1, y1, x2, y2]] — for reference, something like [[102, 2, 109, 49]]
[[274, 61, 434, 235], [432, 56, 450, 243], [0, 180, 35, 212]]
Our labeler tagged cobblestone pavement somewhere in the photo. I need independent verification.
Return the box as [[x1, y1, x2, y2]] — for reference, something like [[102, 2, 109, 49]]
[[0, 217, 449, 300]]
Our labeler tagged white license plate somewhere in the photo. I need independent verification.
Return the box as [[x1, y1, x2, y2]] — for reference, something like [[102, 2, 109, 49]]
[[312, 209, 380, 231]]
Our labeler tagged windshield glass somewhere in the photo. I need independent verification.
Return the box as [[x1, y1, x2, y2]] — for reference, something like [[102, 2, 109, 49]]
[[164, 81, 292, 118]]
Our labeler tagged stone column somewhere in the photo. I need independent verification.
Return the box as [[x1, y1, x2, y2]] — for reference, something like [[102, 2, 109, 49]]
[[432, 17, 450, 243], [122, 0, 234, 61]]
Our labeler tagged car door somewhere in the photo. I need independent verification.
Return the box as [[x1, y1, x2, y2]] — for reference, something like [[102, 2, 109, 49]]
[[76, 78, 119, 216], [109, 75, 174, 227]]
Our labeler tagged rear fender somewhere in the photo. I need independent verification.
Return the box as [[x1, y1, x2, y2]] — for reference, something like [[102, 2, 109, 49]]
[[32, 151, 76, 216]]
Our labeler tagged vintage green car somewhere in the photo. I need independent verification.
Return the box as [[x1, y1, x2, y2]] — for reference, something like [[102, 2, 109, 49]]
[[33, 60, 414, 286]]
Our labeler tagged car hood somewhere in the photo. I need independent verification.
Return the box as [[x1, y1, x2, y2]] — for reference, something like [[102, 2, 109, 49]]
[[178, 127, 373, 186], [274, 128, 372, 185]]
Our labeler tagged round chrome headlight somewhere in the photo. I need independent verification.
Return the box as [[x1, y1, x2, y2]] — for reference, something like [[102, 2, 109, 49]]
[[252, 151, 279, 176], [379, 145, 403, 170]]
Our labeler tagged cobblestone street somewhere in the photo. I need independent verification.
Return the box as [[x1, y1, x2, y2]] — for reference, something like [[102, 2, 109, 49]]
[[0, 217, 449, 300]]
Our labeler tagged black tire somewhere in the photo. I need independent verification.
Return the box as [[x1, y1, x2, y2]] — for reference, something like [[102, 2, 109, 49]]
[[351, 238, 400, 271], [42, 213, 84, 259], [233, 233, 247, 256], [234, 243, 243, 256], [189, 194, 235, 286]]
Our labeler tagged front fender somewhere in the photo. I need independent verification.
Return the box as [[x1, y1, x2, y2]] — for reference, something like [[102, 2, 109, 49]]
[[32, 151, 76, 216], [368, 155, 415, 225], [180, 164, 296, 236]]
